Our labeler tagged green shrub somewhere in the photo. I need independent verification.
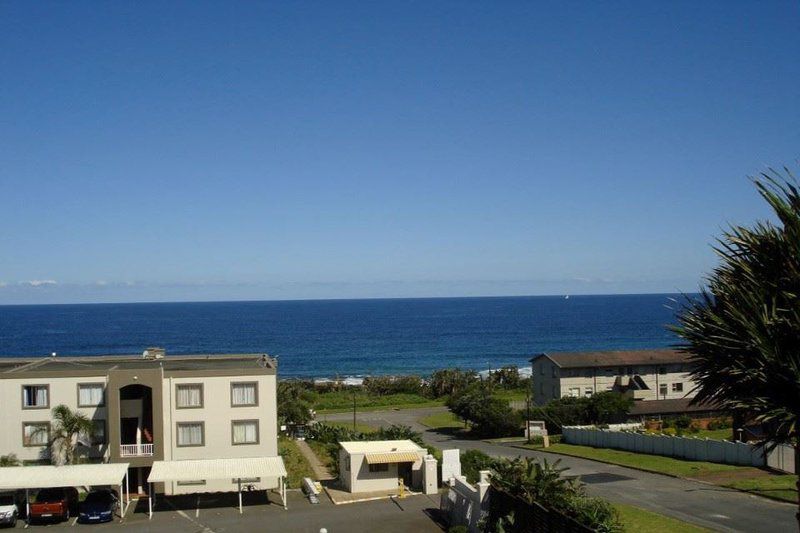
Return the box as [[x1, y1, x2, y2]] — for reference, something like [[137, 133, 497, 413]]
[[461, 449, 494, 484], [674, 415, 692, 429], [564, 495, 623, 533], [448, 526, 468, 533]]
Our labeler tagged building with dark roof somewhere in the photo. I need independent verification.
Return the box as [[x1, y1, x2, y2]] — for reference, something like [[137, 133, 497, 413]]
[[530, 349, 697, 406]]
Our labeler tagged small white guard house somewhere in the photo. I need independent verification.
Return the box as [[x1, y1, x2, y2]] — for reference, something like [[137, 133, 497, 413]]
[[338, 440, 428, 493]]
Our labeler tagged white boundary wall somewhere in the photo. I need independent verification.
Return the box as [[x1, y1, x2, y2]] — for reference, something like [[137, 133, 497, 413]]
[[766, 444, 795, 474], [440, 470, 491, 533], [562, 426, 768, 468]]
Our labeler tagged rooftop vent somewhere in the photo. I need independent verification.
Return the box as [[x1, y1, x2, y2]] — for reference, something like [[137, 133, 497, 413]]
[[142, 347, 166, 359]]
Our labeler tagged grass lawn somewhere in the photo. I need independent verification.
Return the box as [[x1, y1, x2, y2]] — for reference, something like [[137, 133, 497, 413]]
[[492, 388, 530, 401], [614, 503, 711, 532], [419, 410, 464, 430], [278, 437, 314, 488], [313, 390, 444, 413], [525, 443, 796, 503], [724, 474, 797, 502]]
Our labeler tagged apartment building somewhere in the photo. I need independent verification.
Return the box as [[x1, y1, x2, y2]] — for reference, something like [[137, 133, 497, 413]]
[[0, 349, 278, 495], [530, 349, 697, 406]]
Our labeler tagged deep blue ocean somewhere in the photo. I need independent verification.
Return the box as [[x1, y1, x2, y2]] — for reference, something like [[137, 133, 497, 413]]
[[0, 294, 687, 378]]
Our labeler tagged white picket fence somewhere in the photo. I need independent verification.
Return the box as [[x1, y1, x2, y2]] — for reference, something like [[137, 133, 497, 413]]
[[562, 426, 766, 467]]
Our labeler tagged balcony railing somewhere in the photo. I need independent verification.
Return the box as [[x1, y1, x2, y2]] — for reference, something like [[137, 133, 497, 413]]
[[120, 443, 154, 457]]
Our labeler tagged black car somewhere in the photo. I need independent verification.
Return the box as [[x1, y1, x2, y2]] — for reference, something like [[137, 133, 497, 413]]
[[77, 490, 118, 524]]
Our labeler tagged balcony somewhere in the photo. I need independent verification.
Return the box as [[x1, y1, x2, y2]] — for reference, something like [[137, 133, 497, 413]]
[[120, 443, 154, 457]]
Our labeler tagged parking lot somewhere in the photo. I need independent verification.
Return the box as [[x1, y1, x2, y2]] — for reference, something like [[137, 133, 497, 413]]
[[8, 491, 445, 532]]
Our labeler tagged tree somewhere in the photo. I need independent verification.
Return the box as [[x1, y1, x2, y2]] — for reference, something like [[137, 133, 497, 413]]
[[429, 368, 478, 398], [672, 170, 800, 528], [277, 381, 314, 426], [587, 392, 633, 424], [49, 404, 95, 465]]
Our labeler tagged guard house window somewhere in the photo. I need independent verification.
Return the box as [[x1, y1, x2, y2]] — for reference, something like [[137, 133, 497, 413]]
[[22, 385, 49, 409], [672, 382, 684, 393], [78, 384, 105, 407], [369, 463, 389, 473], [23, 422, 49, 446], [232, 420, 259, 445], [659, 384, 668, 397], [176, 422, 205, 447], [176, 384, 203, 409], [231, 382, 258, 407]]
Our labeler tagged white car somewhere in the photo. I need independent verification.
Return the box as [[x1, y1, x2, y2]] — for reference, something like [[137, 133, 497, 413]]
[[0, 494, 18, 528]]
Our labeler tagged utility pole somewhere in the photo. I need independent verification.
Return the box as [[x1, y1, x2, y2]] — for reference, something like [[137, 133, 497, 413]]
[[352, 388, 357, 432], [526, 386, 532, 444]]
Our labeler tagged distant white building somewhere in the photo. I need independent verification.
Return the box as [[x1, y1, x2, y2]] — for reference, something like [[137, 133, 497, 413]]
[[530, 349, 698, 406]]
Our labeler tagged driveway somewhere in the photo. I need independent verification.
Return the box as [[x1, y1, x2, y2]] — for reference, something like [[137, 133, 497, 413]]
[[321, 407, 796, 533]]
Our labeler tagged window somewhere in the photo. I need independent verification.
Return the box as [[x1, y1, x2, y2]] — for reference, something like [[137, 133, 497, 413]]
[[177, 480, 206, 486], [231, 382, 258, 407], [78, 383, 105, 407], [232, 420, 259, 445], [584, 388, 593, 397], [23, 422, 49, 446], [176, 422, 205, 447], [551, 366, 558, 377], [22, 385, 49, 409], [176, 384, 204, 409], [369, 463, 389, 473], [659, 384, 668, 397], [568, 388, 580, 398], [672, 382, 684, 393]]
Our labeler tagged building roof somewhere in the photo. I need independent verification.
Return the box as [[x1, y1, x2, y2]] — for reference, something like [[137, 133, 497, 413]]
[[147, 456, 287, 483], [628, 398, 721, 417], [0, 463, 129, 490], [339, 440, 425, 455], [531, 349, 689, 369], [0, 352, 276, 378]]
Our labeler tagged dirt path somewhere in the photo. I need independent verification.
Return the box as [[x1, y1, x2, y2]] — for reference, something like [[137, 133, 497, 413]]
[[295, 439, 335, 481]]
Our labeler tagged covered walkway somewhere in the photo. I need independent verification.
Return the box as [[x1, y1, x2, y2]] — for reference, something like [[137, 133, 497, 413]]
[[146, 456, 288, 517]]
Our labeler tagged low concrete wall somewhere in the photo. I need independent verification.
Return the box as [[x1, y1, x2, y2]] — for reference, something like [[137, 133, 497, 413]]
[[766, 444, 795, 474], [562, 426, 767, 468], [440, 470, 491, 533]]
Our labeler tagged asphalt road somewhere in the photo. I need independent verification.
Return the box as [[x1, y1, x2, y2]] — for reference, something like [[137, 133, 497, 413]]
[[321, 407, 796, 533]]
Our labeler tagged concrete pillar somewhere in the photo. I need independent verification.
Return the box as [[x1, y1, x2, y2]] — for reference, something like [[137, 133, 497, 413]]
[[423, 454, 438, 495]]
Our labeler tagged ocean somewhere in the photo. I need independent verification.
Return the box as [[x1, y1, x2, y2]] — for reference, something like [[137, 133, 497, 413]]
[[0, 294, 687, 378]]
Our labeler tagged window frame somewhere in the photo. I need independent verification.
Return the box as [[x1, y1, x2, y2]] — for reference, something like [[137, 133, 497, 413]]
[[22, 422, 50, 447], [671, 382, 684, 393], [231, 419, 260, 446], [230, 381, 259, 407], [368, 463, 389, 473], [77, 383, 106, 408], [176, 421, 206, 447], [21, 384, 50, 410], [175, 383, 205, 409]]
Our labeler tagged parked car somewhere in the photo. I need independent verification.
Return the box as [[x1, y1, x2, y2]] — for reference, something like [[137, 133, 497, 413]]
[[78, 489, 118, 524], [29, 487, 78, 523], [0, 493, 18, 528]]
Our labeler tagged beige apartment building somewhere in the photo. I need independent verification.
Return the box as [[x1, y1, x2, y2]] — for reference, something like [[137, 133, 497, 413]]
[[0, 349, 278, 495], [530, 349, 697, 406]]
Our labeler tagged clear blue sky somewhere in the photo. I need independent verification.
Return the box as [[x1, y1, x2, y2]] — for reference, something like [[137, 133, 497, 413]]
[[1, 1, 798, 304]]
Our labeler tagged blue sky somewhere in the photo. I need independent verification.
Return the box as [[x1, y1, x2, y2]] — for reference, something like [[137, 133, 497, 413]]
[[1, 1, 798, 304]]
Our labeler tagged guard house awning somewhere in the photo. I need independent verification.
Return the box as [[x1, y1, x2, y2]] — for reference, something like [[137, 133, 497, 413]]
[[146, 456, 288, 517], [0, 463, 130, 490], [365, 452, 421, 465]]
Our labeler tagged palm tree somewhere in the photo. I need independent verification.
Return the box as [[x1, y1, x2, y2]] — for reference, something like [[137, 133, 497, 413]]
[[672, 169, 800, 527], [49, 404, 95, 465]]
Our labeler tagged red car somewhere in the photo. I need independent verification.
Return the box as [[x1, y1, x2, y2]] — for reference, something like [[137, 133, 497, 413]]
[[29, 488, 78, 523]]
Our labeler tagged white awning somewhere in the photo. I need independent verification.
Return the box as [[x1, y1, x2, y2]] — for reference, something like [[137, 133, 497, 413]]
[[147, 456, 287, 483], [0, 463, 130, 490]]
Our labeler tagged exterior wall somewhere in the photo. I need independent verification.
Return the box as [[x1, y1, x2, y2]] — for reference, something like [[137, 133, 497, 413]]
[[531, 358, 697, 405], [341, 451, 426, 493], [0, 375, 108, 463], [163, 373, 278, 495]]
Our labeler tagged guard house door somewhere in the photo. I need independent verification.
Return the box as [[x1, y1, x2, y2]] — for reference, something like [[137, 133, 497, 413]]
[[398, 462, 412, 487], [121, 417, 138, 444]]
